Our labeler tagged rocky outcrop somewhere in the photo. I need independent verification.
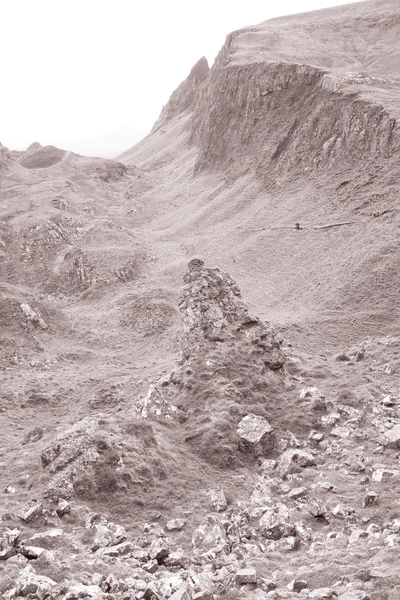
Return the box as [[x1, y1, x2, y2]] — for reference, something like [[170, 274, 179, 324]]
[[190, 58, 398, 178], [137, 259, 285, 467], [152, 57, 210, 132], [147, 3, 400, 182], [19, 145, 66, 169], [40, 416, 161, 500], [179, 259, 284, 367], [0, 143, 13, 170]]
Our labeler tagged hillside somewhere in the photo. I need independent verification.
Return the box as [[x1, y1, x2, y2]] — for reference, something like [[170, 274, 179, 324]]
[[2, 1, 400, 599]]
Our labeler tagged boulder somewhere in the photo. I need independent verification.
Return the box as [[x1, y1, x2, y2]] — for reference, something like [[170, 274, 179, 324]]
[[22, 427, 44, 445], [277, 448, 316, 477], [30, 528, 63, 549], [166, 518, 186, 531], [192, 515, 228, 555], [300, 387, 326, 411], [237, 414, 275, 456], [168, 584, 192, 600], [260, 503, 295, 540], [20, 545, 48, 559], [205, 488, 227, 512], [96, 540, 137, 557], [149, 538, 169, 562], [331, 504, 356, 520], [362, 491, 379, 508], [250, 475, 274, 506], [20, 303, 48, 329], [372, 468, 400, 482], [330, 426, 351, 439], [56, 498, 71, 517], [0, 528, 20, 560], [338, 591, 370, 600], [14, 565, 57, 598], [380, 424, 400, 448], [234, 567, 257, 585], [143, 558, 159, 573], [90, 519, 126, 551], [101, 573, 119, 593], [288, 579, 308, 592], [64, 583, 103, 599], [164, 550, 189, 568], [17, 502, 43, 523], [308, 589, 338, 599], [288, 486, 308, 499], [193, 592, 213, 600]]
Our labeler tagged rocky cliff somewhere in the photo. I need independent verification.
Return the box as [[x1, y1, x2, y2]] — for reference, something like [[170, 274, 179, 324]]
[[151, 2, 397, 183]]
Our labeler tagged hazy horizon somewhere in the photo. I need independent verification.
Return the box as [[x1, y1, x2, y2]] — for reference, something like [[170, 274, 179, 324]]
[[1, 0, 363, 157]]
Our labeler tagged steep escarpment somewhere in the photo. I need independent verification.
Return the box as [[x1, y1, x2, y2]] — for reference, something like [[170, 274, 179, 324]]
[[146, 0, 400, 183], [190, 60, 398, 178], [152, 56, 210, 132]]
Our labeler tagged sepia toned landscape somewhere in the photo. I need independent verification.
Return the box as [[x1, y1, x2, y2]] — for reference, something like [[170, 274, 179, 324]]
[[1, 1, 400, 598]]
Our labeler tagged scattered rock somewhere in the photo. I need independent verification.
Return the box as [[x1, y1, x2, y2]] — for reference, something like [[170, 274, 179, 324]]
[[14, 565, 57, 598], [234, 567, 257, 585], [166, 518, 186, 531], [277, 448, 316, 478], [260, 503, 295, 540], [0, 527, 20, 560], [149, 537, 169, 562], [17, 502, 43, 524], [205, 488, 228, 512], [237, 414, 275, 456], [362, 491, 379, 508]]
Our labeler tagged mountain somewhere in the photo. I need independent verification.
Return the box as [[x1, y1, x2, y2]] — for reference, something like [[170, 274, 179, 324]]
[[2, 1, 400, 598]]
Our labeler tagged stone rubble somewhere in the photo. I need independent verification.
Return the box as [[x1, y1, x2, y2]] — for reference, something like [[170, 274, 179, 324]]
[[3, 265, 400, 599]]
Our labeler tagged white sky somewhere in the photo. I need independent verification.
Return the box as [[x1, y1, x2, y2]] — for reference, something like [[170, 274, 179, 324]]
[[0, 0, 363, 156]]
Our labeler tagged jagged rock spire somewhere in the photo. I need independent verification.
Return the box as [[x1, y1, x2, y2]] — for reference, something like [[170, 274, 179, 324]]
[[138, 260, 285, 468]]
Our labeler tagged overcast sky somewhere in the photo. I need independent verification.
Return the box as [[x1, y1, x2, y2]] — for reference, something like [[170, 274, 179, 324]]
[[1, 0, 362, 156]]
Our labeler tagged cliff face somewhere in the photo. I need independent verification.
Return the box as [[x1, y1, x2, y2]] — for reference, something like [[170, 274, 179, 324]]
[[151, 0, 400, 181], [152, 56, 210, 132], [190, 61, 398, 177]]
